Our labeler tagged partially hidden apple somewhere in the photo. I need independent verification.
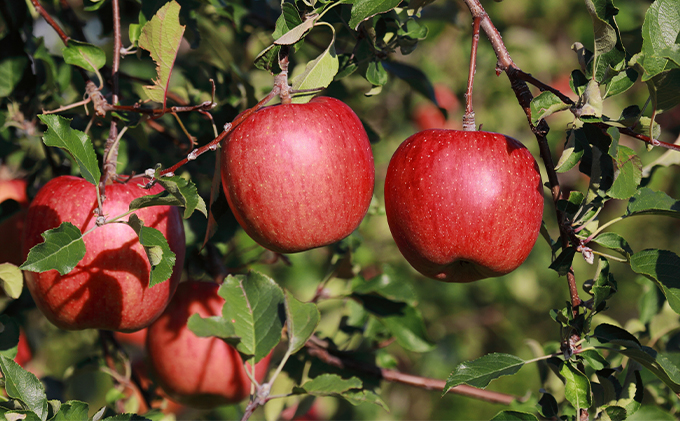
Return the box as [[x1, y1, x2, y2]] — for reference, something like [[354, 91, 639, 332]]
[[412, 84, 461, 131], [384, 129, 543, 282], [15, 329, 32, 367], [0, 178, 29, 266], [21, 176, 186, 332], [221, 96, 375, 253], [146, 280, 271, 409]]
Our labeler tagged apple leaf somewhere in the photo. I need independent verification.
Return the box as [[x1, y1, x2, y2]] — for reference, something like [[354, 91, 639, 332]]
[[354, 293, 434, 352], [443, 353, 525, 395], [129, 176, 206, 219], [217, 272, 285, 362], [285, 292, 320, 355], [381, 61, 437, 106], [366, 61, 388, 87], [591, 232, 633, 260], [351, 266, 417, 306], [126, 214, 176, 288], [292, 374, 362, 396], [608, 145, 642, 200], [549, 247, 577, 276], [579, 349, 609, 371], [644, 68, 680, 114], [490, 411, 540, 421], [556, 130, 588, 173], [38, 115, 101, 187], [530, 91, 571, 125], [560, 361, 592, 413], [591, 257, 617, 311], [20, 222, 85, 276], [636, 0, 680, 82], [349, 0, 402, 30], [0, 315, 21, 360], [138, 0, 186, 107], [62, 39, 106, 73], [0, 56, 28, 98], [0, 263, 23, 299], [627, 406, 676, 421], [128, 12, 148, 48], [274, 15, 316, 46], [273, 3, 302, 40], [594, 323, 680, 392], [51, 400, 89, 421], [291, 23, 339, 104], [625, 188, 680, 218], [604, 68, 638, 98], [342, 390, 389, 410], [583, 0, 626, 84], [187, 313, 237, 340], [630, 249, 680, 315], [0, 355, 49, 421]]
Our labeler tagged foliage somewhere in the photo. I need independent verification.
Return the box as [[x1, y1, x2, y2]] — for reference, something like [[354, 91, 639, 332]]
[[0, 0, 679, 419]]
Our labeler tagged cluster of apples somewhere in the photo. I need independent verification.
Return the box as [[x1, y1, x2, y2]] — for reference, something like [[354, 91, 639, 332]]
[[10, 89, 543, 409]]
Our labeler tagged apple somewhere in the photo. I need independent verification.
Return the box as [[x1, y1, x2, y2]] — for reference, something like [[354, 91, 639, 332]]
[[221, 96, 375, 253], [384, 129, 543, 282], [146, 280, 271, 409], [114, 328, 148, 348], [21, 176, 186, 332], [412, 84, 461, 131], [15, 329, 32, 367], [0, 179, 29, 266]]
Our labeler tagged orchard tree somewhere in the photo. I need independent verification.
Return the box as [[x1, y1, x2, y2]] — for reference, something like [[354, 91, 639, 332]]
[[0, 0, 679, 420]]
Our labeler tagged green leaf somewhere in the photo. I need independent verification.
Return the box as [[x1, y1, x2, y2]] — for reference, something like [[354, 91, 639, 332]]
[[604, 68, 637, 98], [126, 214, 176, 287], [594, 323, 642, 348], [627, 405, 676, 421], [591, 257, 618, 311], [83, 0, 109, 12], [560, 361, 592, 412], [577, 79, 603, 118], [626, 188, 680, 218], [0, 315, 21, 360], [637, 0, 680, 81], [273, 3, 302, 40], [349, 0, 402, 30], [341, 390, 388, 410], [366, 61, 388, 86], [630, 249, 680, 315], [490, 411, 539, 421], [356, 293, 434, 352], [530, 91, 570, 125], [0, 355, 49, 421], [62, 40, 106, 73], [38, 115, 101, 186], [549, 247, 577, 276], [187, 313, 237, 339], [381, 61, 437, 106], [274, 16, 316, 46], [443, 353, 524, 395], [0, 263, 23, 299], [138, 0, 186, 107], [583, 0, 626, 83], [556, 130, 588, 173], [536, 393, 559, 418], [579, 349, 609, 371], [285, 292, 320, 354], [646, 68, 680, 114], [608, 145, 641, 200], [291, 24, 339, 104], [351, 267, 417, 306], [52, 401, 89, 421], [217, 272, 285, 362], [130, 176, 206, 219], [0, 57, 28, 98], [128, 12, 148, 48], [591, 232, 633, 260], [293, 374, 362, 395], [20, 222, 85, 276]]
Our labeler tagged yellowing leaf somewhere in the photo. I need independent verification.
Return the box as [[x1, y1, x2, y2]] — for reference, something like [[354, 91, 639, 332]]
[[138, 1, 186, 107]]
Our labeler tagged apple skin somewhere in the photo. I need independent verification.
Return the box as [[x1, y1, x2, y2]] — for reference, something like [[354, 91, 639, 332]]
[[15, 329, 32, 367], [384, 129, 543, 282], [146, 281, 271, 409], [412, 84, 461, 131], [21, 176, 186, 332], [0, 179, 29, 266], [221, 96, 375, 253]]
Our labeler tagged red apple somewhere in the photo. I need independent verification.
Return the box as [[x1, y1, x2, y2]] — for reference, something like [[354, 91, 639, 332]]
[[221, 96, 375, 253], [0, 179, 29, 266], [14, 329, 32, 367], [384, 129, 543, 282], [21, 176, 186, 332], [146, 281, 271, 409], [412, 84, 461, 131], [114, 328, 148, 348]]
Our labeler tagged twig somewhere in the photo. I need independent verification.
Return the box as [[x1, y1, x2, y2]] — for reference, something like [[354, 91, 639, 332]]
[[305, 336, 517, 405]]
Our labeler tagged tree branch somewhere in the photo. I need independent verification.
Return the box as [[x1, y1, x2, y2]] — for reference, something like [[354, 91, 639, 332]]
[[305, 336, 517, 406]]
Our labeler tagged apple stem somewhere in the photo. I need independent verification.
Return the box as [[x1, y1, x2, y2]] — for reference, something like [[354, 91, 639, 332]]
[[463, 16, 481, 131], [277, 46, 292, 105]]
